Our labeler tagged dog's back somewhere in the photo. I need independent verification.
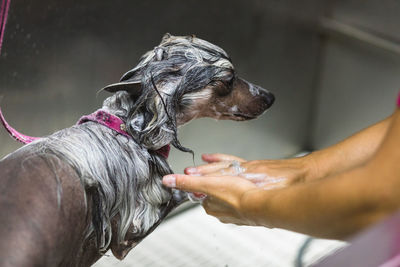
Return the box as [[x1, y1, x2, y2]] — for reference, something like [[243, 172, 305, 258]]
[[0, 147, 90, 266]]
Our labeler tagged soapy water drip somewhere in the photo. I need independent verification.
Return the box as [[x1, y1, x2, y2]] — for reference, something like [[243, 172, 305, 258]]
[[239, 173, 286, 188], [230, 160, 246, 175], [231, 161, 287, 188]]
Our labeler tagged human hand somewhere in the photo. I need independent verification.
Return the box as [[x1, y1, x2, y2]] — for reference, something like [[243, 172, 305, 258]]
[[184, 153, 316, 188], [162, 153, 318, 226], [162, 172, 265, 226]]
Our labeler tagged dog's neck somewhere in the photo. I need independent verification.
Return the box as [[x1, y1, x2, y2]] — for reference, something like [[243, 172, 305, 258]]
[[78, 109, 132, 139], [78, 109, 171, 158]]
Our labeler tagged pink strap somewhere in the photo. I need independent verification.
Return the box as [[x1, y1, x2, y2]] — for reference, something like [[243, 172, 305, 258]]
[[0, 107, 40, 144], [156, 144, 171, 159], [0, 0, 11, 54]]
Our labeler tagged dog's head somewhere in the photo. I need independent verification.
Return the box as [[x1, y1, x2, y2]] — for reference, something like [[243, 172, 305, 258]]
[[102, 33, 274, 151]]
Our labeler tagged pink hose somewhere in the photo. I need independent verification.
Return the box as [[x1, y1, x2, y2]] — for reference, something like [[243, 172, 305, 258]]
[[0, 107, 40, 144], [0, 0, 11, 54]]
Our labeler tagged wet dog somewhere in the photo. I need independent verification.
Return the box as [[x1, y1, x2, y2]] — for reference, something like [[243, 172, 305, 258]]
[[0, 34, 274, 266]]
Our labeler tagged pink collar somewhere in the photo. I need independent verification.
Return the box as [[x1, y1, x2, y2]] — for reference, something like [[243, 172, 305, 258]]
[[77, 110, 131, 138], [0, 108, 170, 159]]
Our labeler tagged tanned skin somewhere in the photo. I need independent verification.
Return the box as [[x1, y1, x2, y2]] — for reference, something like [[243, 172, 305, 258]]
[[163, 111, 400, 240]]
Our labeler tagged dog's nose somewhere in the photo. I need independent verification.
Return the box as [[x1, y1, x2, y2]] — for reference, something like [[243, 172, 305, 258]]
[[265, 92, 275, 108], [257, 88, 275, 108], [239, 78, 275, 109]]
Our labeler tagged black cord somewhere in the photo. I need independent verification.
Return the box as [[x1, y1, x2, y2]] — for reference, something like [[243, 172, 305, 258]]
[[295, 237, 314, 267]]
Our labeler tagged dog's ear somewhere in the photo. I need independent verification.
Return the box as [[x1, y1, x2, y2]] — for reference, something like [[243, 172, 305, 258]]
[[109, 218, 140, 260], [161, 32, 172, 42], [154, 46, 166, 61], [103, 65, 144, 95], [102, 81, 142, 97]]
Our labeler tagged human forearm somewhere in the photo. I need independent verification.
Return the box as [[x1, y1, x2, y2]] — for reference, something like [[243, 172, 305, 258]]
[[241, 112, 400, 239], [191, 116, 392, 185], [305, 115, 392, 180], [242, 164, 395, 239]]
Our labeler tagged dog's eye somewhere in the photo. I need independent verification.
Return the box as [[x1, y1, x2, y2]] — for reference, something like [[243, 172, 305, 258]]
[[225, 75, 235, 87], [178, 97, 192, 111], [210, 80, 231, 97]]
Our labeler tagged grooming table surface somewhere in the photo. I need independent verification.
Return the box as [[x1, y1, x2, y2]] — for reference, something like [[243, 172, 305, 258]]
[[94, 205, 345, 267]]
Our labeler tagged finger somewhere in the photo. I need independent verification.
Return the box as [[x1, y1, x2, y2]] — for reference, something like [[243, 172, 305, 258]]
[[203, 207, 231, 221], [203, 199, 246, 225], [202, 199, 234, 218], [202, 153, 246, 163], [218, 217, 249, 226], [162, 174, 255, 200], [203, 196, 227, 212], [185, 161, 233, 175], [163, 174, 206, 193]]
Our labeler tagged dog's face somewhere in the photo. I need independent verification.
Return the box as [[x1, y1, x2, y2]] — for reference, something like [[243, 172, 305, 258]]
[[103, 34, 274, 149], [177, 74, 274, 125]]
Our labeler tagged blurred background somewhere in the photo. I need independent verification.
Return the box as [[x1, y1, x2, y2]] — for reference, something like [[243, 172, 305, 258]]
[[1, 0, 400, 266]]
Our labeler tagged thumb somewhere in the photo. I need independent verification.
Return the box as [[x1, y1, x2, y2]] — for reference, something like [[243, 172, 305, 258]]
[[163, 174, 208, 193]]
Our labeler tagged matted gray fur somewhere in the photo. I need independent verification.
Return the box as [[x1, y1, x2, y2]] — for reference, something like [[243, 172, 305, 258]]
[[28, 113, 173, 252]]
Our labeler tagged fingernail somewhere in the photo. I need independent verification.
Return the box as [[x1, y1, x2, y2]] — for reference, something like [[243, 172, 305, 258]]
[[163, 175, 176, 187], [185, 167, 198, 174], [193, 192, 206, 198], [188, 192, 207, 202]]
